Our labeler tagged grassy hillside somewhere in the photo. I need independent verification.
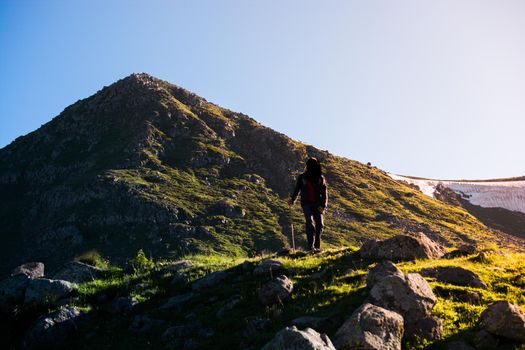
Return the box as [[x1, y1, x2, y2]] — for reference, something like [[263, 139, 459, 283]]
[[0, 73, 520, 276], [13, 245, 524, 349]]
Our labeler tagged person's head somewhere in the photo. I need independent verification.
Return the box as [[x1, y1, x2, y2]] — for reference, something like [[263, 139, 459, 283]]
[[305, 157, 322, 179]]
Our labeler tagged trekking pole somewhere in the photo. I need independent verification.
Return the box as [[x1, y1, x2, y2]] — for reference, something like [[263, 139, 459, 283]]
[[290, 208, 296, 253]]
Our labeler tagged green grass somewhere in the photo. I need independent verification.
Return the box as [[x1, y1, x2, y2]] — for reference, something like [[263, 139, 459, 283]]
[[60, 246, 525, 349]]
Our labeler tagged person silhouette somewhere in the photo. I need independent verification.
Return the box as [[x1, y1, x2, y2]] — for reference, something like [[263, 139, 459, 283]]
[[289, 158, 328, 252]]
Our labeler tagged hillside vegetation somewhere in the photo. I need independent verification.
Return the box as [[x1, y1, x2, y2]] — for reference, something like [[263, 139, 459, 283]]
[[0, 73, 519, 276]]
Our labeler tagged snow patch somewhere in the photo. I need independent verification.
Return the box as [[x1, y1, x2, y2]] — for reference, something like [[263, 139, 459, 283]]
[[389, 174, 525, 214]]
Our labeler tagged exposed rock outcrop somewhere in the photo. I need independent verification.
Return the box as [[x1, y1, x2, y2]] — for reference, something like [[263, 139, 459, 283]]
[[261, 326, 336, 350], [334, 303, 404, 350], [258, 275, 293, 306], [421, 266, 487, 288], [480, 301, 525, 342], [359, 233, 446, 261]]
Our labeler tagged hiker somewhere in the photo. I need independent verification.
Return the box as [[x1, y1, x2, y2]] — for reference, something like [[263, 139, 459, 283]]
[[289, 157, 328, 252]]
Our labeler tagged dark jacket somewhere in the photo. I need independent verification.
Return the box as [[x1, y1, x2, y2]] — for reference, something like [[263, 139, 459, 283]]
[[291, 173, 328, 208]]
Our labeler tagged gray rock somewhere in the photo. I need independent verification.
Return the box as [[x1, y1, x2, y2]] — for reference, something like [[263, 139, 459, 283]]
[[192, 271, 230, 290], [480, 301, 525, 342], [243, 318, 270, 337], [370, 273, 437, 321], [445, 341, 475, 350], [24, 278, 75, 306], [334, 303, 404, 350], [404, 315, 443, 341], [160, 292, 194, 311], [262, 326, 336, 350], [366, 261, 404, 289], [162, 323, 214, 345], [216, 295, 241, 318], [258, 275, 293, 306], [12, 262, 45, 279], [0, 274, 30, 312], [253, 259, 286, 276], [53, 261, 103, 283], [23, 307, 82, 350], [291, 316, 327, 330], [164, 260, 194, 273], [129, 315, 165, 333], [111, 296, 139, 314], [171, 272, 189, 285], [359, 233, 446, 260], [421, 266, 487, 288], [472, 330, 500, 350]]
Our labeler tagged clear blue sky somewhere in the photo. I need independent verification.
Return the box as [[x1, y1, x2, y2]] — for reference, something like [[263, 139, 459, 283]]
[[1, 0, 525, 179]]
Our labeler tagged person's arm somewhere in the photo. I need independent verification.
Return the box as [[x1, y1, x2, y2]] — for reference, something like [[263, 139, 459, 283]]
[[290, 174, 302, 204], [320, 176, 328, 209]]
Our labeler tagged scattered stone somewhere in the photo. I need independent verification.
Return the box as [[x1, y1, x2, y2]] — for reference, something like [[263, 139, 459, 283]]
[[0, 274, 30, 312], [366, 261, 404, 289], [445, 341, 475, 350], [129, 315, 164, 333], [443, 244, 479, 259], [24, 278, 75, 306], [171, 272, 189, 285], [243, 318, 270, 338], [163, 260, 194, 273], [261, 326, 336, 350], [253, 259, 286, 276], [216, 295, 241, 318], [472, 330, 500, 350], [160, 292, 194, 311], [359, 233, 446, 261], [258, 275, 293, 306], [370, 273, 437, 321], [11, 262, 45, 279], [192, 271, 230, 291], [480, 301, 525, 342], [334, 303, 404, 350], [292, 316, 327, 330], [434, 286, 482, 304], [53, 261, 103, 283], [23, 307, 83, 350], [404, 315, 443, 341], [421, 266, 487, 288], [111, 296, 139, 314], [162, 323, 214, 344]]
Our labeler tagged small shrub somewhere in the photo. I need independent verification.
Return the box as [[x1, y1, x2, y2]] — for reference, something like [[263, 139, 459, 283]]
[[75, 250, 110, 269], [128, 249, 155, 272]]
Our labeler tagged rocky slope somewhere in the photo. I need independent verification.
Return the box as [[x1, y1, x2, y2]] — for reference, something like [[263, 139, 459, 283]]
[[0, 73, 520, 276]]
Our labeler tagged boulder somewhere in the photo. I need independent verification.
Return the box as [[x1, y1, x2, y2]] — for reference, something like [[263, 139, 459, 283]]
[[480, 301, 525, 342], [0, 274, 30, 312], [369, 272, 441, 339], [334, 303, 404, 350], [472, 330, 499, 350], [261, 326, 336, 350], [129, 315, 165, 333], [24, 278, 75, 306], [421, 266, 487, 288], [253, 259, 286, 276], [404, 315, 443, 341], [163, 260, 194, 273], [445, 341, 475, 350], [216, 295, 241, 318], [111, 296, 139, 314], [52, 261, 103, 283], [292, 316, 327, 330], [23, 307, 83, 350], [12, 262, 45, 279], [443, 244, 479, 259], [192, 271, 230, 291], [370, 273, 437, 321], [160, 292, 194, 311], [366, 261, 404, 289], [359, 233, 446, 261], [258, 275, 293, 306]]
